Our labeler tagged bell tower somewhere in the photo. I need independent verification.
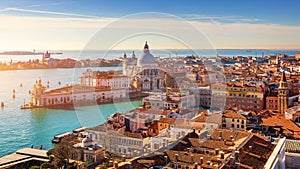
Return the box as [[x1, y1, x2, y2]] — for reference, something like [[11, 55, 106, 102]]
[[278, 71, 288, 116]]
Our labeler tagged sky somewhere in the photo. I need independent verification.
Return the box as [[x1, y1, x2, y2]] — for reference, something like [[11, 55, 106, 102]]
[[0, 0, 300, 50]]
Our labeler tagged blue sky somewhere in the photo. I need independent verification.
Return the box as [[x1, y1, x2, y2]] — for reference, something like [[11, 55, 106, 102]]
[[0, 0, 300, 50]]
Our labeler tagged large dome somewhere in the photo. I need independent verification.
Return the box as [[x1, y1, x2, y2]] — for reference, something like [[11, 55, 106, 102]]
[[137, 42, 156, 67]]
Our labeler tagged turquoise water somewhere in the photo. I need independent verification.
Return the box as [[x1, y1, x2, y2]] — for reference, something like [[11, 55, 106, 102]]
[[0, 67, 142, 157]]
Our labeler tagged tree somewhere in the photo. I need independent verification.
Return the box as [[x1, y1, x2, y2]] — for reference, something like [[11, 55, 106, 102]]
[[29, 166, 40, 169], [40, 162, 52, 169], [51, 139, 73, 167]]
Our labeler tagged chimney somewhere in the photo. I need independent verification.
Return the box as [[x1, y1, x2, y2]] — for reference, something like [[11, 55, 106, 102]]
[[164, 155, 168, 165], [231, 138, 235, 145], [215, 148, 219, 155], [206, 161, 211, 165], [230, 156, 234, 168], [175, 154, 178, 162], [191, 154, 194, 164], [207, 134, 211, 140], [235, 162, 240, 169], [220, 152, 225, 159], [235, 151, 240, 162], [194, 163, 198, 169], [219, 131, 223, 140], [249, 146, 252, 151], [200, 157, 203, 165]]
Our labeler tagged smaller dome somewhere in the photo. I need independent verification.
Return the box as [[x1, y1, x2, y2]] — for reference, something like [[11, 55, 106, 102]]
[[82, 137, 92, 143]]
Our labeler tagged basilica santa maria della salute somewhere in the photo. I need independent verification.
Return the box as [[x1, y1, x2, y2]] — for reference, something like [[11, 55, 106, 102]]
[[123, 41, 165, 91]]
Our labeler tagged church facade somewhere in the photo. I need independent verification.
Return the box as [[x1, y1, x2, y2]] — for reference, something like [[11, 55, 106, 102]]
[[123, 42, 165, 91]]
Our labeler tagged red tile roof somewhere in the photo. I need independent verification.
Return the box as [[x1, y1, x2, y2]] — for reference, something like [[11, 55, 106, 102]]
[[261, 115, 300, 132]]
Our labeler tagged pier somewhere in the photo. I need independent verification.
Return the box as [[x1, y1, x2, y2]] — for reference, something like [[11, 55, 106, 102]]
[[51, 132, 72, 144]]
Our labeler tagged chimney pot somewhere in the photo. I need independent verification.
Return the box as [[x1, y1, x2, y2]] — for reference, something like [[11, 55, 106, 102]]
[[230, 156, 234, 167], [200, 157, 203, 165], [235, 151, 240, 162], [221, 152, 225, 159]]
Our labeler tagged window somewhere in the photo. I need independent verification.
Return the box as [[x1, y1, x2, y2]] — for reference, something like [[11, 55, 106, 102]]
[[232, 119, 234, 122], [231, 124, 234, 128], [222, 124, 226, 128], [241, 125, 244, 128], [237, 125, 240, 128], [241, 120, 244, 124], [237, 119, 239, 122]]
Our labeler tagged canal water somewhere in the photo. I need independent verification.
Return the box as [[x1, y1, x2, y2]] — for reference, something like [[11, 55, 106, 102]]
[[0, 67, 142, 157]]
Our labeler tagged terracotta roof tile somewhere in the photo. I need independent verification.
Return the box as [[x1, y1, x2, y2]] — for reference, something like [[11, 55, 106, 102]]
[[261, 115, 300, 132], [223, 110, 246, 119]]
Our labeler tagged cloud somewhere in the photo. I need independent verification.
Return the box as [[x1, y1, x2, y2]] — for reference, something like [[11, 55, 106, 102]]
[[182, 14, 262, 23], [26, 1, 69, 8], [0, 11, 299, 50], [0, 7, 101, 18]]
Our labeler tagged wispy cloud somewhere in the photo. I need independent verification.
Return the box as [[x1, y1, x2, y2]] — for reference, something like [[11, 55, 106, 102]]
[[26, 1, 67, 8], [0, 7, 101, 18], [182, 14, 261, 23]]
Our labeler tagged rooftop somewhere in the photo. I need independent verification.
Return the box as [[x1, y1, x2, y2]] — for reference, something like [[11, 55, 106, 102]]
[[223, 110, 246, 119]]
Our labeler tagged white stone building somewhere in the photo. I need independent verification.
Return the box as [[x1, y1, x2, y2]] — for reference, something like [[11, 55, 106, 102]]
[[221, 109, 247, 131], [87, 125, 150, 157], [30, 80, 127, 107]]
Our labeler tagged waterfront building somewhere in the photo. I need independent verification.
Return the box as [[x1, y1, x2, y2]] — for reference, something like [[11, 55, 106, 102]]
[[0, 148, 49, 169], [124, 42, 165, 91], [79, 70, 131, 89], [29, 80, 127, 107]]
